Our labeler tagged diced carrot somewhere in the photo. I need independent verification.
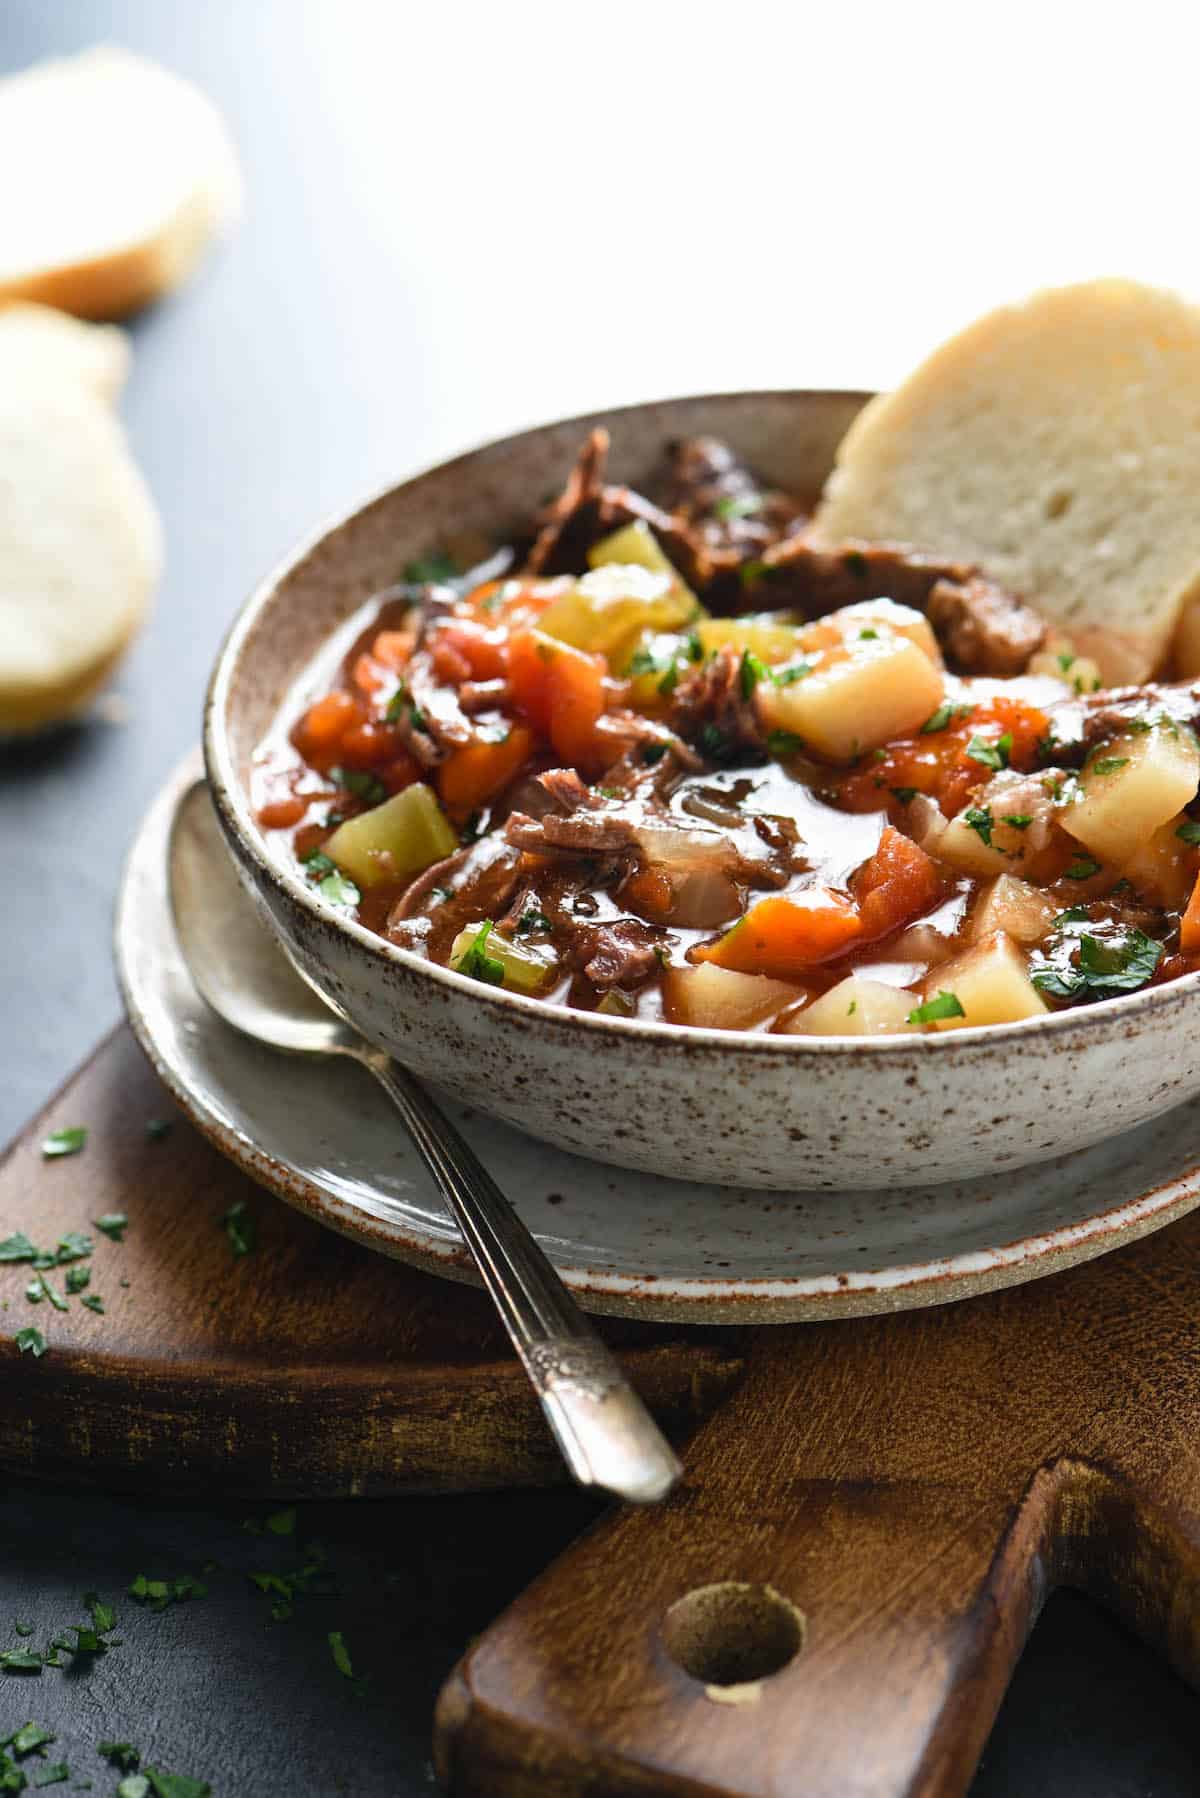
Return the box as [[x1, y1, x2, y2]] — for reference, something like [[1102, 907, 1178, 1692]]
[[437, 724, 536, 812], [507, 629, 607, 769], [338, 721, 404, 769], [292, 690, 361, 760], [371, 629, 416, 670], [622, 866, 676, 921], [430, 637, 473, 685], [377, 753, 422, 795], [433, 618, 508, 681], [852, 826, 941, 942], [1182, 871, 1200, 952], [352, 653, 385, 696], [695, 890, 863, 979], [465, 576, 568, 629], [834, 695, 1051, 819], [257, 794, 308, 830]]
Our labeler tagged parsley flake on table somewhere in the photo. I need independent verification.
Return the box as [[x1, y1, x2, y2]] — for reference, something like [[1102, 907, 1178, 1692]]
[[145, 1769, 211, 1798], [81, 1295, 105, 1314], [128, 1574, 207, 1611], [64, 1265, 90, 1295], [0, 1647, 43, 1671], [265, 1507, 296, 1536], [31, 1276, 67, 1314], [221, 1200, 257, 1259], [907, 991, 966, 1026], [40, 1129, 86, 1160], [99, 1745, 140, 1773], [12, 1623, 32, 1637], [93, 1214, 128, 1243], [4, 1721, 54, 1754], [116, 1778, 149, 1798], [29, 1762, 67, 1787], [14, 1328, 46, 1359], [0, 1234, 36, 1264], [54, 1231, 92, 1265], [328, 1629, 355, 1679]]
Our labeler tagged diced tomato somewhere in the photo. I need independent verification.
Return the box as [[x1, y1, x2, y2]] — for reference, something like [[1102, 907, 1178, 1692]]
[[1182, 871, 1200, 953], [694, 890, 863, 979], [464, 576, 568, 630], [338, 721, 405, 769], [622, 866, 676, 922], [852, 826, 941, 941], [835, 695, 1051, 819], [429, 636, 473, 685], [352, 654, 386, 696], [438, 724, 536, 813], [377, 753, 422, 795], [507, 629, 607, 770], [257, 793, 308, 830], [371, 629, 417, 670], [291, 690, 362, 769]]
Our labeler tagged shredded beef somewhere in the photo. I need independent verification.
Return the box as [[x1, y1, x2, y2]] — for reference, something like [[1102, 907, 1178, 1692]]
[[504, 769, 640, 860], [654, 436, 806, 564], [577, 922, 661, 990], [668, 644, 765, 753], [925, 575, 1045, 678]]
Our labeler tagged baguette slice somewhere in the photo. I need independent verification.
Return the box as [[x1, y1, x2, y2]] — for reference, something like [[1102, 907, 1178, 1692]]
[[814, 280, 1200, 683], [0, 46, 241, 320], [0, 302, 129, 404], [0, 373, 162, 734]]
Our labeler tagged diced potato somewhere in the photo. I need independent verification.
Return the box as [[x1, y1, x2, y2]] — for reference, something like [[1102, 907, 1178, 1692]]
[[938, 807, 1034, 877], [1028, 634, 1103, 695], [917, 932, 1049, 1030], [828, 599, 942, 667], [1062, 725, 1200, 865], [325, 783, 457, 889], [1119, 816, 1199, 908], [449, 921, 558, 995], [696, 614, 806, 666], [662, 963, 803, 1030], [1173, 597, 1200, 679], [758, 634, 944, 762], [968, 875, 1058, 946], [780, 976, 914, 1037], [538, 562, 694, 660], [587, 520, 701, 614]]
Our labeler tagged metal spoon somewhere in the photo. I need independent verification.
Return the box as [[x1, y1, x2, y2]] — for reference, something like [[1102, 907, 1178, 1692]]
[[167, 780, 681, 1505]]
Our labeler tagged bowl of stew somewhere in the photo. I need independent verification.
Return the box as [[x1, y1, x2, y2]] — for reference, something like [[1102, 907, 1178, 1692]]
[[204, 390, 1200, 1190]]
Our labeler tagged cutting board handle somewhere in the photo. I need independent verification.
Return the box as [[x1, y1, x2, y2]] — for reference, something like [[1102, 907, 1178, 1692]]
[[435, 1339, 1060, 1798]]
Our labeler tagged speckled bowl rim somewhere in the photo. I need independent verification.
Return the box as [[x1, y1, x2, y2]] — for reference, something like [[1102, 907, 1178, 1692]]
[[204, 387, 1200, 1063]]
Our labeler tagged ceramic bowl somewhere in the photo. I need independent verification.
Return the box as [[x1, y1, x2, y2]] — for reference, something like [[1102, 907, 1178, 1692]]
[[204, 390, 1200, 1191]]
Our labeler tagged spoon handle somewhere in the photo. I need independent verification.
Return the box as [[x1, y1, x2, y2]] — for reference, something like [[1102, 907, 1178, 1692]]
[[363, 1054, 682, 1506]]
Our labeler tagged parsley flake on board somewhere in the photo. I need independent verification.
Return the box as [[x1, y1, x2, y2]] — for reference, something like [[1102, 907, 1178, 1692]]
[[64, 1265, 89, 1295], [328, 1630, 355, 1679], [0, 1234, 36, 1264], [99, 1745, 140, 1773], [14, 1327, 46, 1359], [40, 1129, 86, 1160], [910, 999, 964, 1028], [54, 1232, 91, 1265], [221, 1201, 257, 1260], [128, 1574, 207, 1612], [453, 920, 505, 986], [0, 1648, 43, 1671], [117, 1778, 149, 1798], [964, 806, 994, 847], [80, 1294, 105, 1315], [4, 1722, 53, 1754], [32, 1277, 66, 1314], [1032, 923, 1163, 1003], [965, 731, 1012, 771], [907, 991, 966, 1026], [29, 1762, 67, 1787], [93, 1214, 128, 1243]]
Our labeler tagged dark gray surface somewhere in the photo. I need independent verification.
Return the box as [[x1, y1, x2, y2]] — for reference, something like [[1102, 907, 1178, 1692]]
[[2, 3, 1199, 1792]]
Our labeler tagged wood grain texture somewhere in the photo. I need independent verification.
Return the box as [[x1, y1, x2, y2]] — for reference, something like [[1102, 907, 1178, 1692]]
[[0, 1027, 745, 1497], [436, 1144, 1200, 1797]]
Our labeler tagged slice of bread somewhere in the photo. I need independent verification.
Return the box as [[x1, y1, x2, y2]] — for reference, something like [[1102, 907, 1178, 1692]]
[[0, 371, 161, 735], [814, 279, 1200, 683], [0, 46, 241, 320], [0, 302, 129, 404]]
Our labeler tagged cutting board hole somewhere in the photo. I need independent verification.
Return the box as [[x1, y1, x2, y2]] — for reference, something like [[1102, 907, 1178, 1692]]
[[662, 1581, 805, 1686]]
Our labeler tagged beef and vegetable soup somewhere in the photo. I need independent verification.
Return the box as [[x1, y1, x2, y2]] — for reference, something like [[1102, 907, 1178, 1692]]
[[252, 430, 1200, 1036]]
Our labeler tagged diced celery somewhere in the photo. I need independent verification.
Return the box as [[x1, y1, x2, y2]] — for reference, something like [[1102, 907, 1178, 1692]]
[[449, 921, 558, 994], [325, 782, 457, 889], [596, 988, 637, 1016], [588, 519, 701, 615], [696, 614, 806, 665]]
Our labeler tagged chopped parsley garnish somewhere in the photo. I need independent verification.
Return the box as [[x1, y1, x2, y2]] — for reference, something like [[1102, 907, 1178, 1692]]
[[907, 991, 965, 1025], [1091, 756, 1129, 776], [460, 810, 484, 843], [739, 559, 768, 588], [657, 663, 680, 698], [453, 921, 505, 986], [81, 1295, 105, 1315], [32, 1277, 67, 1315], [54, 1231, 91, 1264], [920, 701, 972, 735], [1177, 821, 1200, 845], [93, 1214, 128, 1243], [847, 1000, 857, 1015], [0, 1648, 43, 1670], [843, 550, 869, 577], [699, 724, 734, 761], [1002, 814, 1032, 830], [858, 627, 878, 640], [685, 631, 705, 663], [1032, 925, 1163, 1002], [12, 1624, 32, 1638], [300, 847, 337, 879], [328, 1629, 355, 1679], [141, 1769, 211, 1798], [964, 806, 994, 847], [0, 1234, 36, 1264], [328, 766, 387, 806], [99, 1745, 141, 1773], [317, 870, 360, 910], [144, 1118, 173, 1142], [766, 729, 805, 758], [1065, 857, 1101, 880], [222, 1201, 257, 1259], [739, 650, 768, 698], [773, 659, 813, 685], [128, 1574, 207, 1611], [713, 492, 764, 521], [641, 742, 667, 765], [266, 1507, 297, 1536], [64, 1265, 90, 1295], [890, 787, 919, 805], [40, 1129, 86, 1160], [965, 731, 1012, 771], [628, 646, 663, 677], [404, 552, 457, 585], [514, 910, 552, 937], [1057, 651, 1077, 673]]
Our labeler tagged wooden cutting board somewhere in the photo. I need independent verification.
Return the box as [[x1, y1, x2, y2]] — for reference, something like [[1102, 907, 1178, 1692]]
[[10, 1026, 1200, 1796], [0, 1026, 744, 1497]]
